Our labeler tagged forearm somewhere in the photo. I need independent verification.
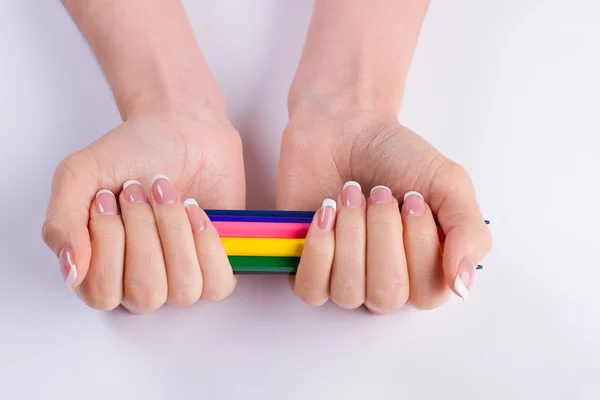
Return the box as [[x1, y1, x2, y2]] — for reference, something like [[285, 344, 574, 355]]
[[289, 0, 430, 117], [62, 0, 225, 120]]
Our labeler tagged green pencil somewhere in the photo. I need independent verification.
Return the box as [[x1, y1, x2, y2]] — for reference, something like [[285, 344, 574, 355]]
[[228, 256, 483, 274]]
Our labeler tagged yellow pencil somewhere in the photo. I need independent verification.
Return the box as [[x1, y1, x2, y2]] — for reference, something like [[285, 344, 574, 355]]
[[220, 237, 304, 257]]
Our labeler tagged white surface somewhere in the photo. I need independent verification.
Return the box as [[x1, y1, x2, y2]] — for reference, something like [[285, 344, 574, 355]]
[[1, 1, 599, 399]]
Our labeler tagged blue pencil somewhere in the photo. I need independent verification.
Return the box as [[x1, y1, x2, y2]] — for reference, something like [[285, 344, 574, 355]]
[[205, 210, 490, 225], [205, 209, 315, 218]]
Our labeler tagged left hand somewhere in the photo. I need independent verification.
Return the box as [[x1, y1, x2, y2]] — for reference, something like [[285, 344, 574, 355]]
[[276, 104, 491, 313]]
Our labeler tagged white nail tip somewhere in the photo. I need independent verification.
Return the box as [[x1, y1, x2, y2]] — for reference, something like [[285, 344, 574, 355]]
[[370, 185, 392, 195], [151, 174, 170, 184], [321, 198, 337, 212], [454, 275, 469, 301], [403, 191, 423, 201], [183, 198, 198, 208], [343, 181, 361, 191], [123, 180, 141, 190], [95, 189, 115, 198], [65, 264, 77, 291]]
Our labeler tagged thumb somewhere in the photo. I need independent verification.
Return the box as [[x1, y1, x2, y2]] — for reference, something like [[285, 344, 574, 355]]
[[429, 162, 492, 301], [42, 151, 99, 291]]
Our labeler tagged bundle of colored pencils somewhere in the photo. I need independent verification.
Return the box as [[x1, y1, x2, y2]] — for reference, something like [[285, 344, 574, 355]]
[[207, 209, 311, 274], [206, 210, 488, 274]]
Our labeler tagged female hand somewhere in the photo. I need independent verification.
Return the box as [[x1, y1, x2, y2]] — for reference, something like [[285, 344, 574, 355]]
[[277, 0, 490, 314], [42, 111, 245, 312], [45, 0, 245, 313], [278, 107, 491, 313]]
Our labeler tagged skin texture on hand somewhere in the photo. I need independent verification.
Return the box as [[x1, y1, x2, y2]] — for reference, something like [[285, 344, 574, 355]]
[[278, 0, 491, 312]]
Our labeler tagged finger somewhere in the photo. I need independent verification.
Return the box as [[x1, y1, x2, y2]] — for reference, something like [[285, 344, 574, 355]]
[[149, 175, 202, 308], [293, 199, 337, 306], [429, 163, 492, 301], [330, 181, 366, 309], [42, 152, 98, 290], [401, 191, 447, 309], [183, 198, 236, 302], [365, 186, 409, 315], [120, 180, 168, 313], [77, 190, 125, 310]]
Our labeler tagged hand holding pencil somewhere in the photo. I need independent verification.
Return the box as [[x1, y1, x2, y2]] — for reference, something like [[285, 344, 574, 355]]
[[44, 0, 492, 314]]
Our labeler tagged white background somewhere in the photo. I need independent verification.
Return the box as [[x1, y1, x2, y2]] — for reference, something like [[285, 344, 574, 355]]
[[1, 1, 599, 399]]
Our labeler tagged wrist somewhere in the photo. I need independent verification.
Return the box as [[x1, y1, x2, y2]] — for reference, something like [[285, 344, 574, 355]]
[[118, 69, 228, 124], [288, 80, 401, 120], [64, 0, 228, 123], [288, 0, 429, 119]]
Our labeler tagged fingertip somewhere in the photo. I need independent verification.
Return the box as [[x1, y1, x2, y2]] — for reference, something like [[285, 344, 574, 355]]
[[151, 174, 170, 185], [442, 221, 491, 301], [92, 189, 119, 216], [183, 198, 199, 209], [59, 247, 78, 291], [321, 198, 337, 213], [42, 214, 92, 291], [57, 237, 91, 291]]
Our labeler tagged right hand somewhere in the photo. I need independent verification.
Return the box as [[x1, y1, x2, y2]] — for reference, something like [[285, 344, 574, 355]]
[[42, 110, 246, 313]]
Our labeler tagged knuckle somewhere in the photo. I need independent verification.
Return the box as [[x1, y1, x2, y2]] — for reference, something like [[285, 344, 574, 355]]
[[331, 283, 364, 309], [93, 229, 125, 246], [368, 213, 398, 230], [54, 153, 88, 187], [410, 289, 449, 310], [481, 227, 493, 252], [81, 284, 122, 311], [336, 216, 364, 233], [411, 296, 446, 310], [294, 286, 328, 307], [127, 214, 157, 229], [41, 218, 61, 248], [201, 279, 235, 302], [367, 283, 408, 314], [165, 220, 190, 233], [445, 161, 470, 181], [167, 282, 202, 307], [54, 156, 77, 182], [303, 241, 333, 263], [123, 283, 167, 312], [406, 229, 438, 245]]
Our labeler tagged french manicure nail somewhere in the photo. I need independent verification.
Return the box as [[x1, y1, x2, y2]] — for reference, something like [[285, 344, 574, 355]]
[[454, 257, 476, 301], [342, 181, 363, 208], [122, 180, 148, 203], [369, 185, 393, 205], [95, 189, 118, 215], [184, 198, 206, 232], [151, 174, 178, 205], [318, 199, 336, 231], [59, 247, 77, 290], [402, 191, 425, 216]]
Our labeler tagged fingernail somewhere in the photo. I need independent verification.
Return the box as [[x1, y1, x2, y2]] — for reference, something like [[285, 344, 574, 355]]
[[369, 185, 393, 205], [184, 198, 206, 232], [151, 174, 178, 205], [402, 191, 425, 216], [318, 199, 336, 231], [122, 180, 148, 203], [342, 181, 363, 208], [59, 247, 77, 291], [454, 258, 476, 301], [95, 189, 118, 215]]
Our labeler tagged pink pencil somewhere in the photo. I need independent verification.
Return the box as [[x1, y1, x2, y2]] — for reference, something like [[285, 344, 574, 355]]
[[213, 221, 311, 238]]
